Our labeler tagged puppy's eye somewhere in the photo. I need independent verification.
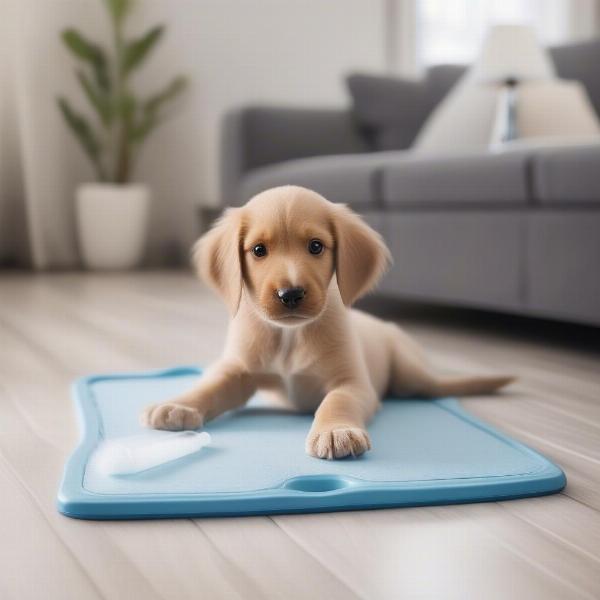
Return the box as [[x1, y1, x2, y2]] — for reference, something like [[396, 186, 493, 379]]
[[252, 243, 268, 258], [308, 239, 324, 255]]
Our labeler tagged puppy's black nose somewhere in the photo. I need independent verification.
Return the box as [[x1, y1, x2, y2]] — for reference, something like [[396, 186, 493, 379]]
[[277, 287, 305, 309]]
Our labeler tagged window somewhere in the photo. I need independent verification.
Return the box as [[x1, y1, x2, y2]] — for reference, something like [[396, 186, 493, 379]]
[[415, 0, 595, 68]]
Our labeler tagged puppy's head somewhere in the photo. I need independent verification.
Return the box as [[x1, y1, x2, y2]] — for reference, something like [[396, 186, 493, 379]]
[[194, 186, 390, 326]]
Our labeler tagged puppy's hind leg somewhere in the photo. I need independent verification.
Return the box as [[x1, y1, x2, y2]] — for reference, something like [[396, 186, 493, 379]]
[[387, 327, 514, 398]]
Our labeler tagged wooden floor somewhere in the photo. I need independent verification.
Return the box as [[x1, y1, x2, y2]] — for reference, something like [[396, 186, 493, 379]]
[[1, 271, 599, 600]]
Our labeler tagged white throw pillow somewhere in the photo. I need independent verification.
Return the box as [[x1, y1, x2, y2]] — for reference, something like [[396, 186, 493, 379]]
[[516, 80, 600, 138], [413, 74, 498, 154], [414, 76, 600, 154]]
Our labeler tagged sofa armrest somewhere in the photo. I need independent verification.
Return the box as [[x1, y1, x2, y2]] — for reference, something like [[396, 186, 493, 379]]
[[220, 106, 369, 205]]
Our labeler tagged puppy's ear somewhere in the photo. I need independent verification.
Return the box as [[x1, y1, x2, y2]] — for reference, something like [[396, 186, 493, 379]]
[[333, 204, 391, 306], [192, 208, 243, 314]]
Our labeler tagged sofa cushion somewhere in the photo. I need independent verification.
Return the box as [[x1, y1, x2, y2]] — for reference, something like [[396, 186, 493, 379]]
[[379, 211, 523, 309], [531, 144, 600, 204], [238, 152, 402, 207], [346, 67, 465, 152], [380, 151, 530, 208], [527, 211, 600, 324], [346, 74, 432, 151], [550, 39, 600, 118]]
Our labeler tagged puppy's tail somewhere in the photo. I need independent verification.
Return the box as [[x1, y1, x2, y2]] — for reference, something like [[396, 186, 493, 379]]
[[387, 326, 515, 398], [429, 374, 515, 397]]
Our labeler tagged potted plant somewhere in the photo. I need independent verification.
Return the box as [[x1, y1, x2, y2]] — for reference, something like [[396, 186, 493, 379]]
[[58, 0, 187, 270]]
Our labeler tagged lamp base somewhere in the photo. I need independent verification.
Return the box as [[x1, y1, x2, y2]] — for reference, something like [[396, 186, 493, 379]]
[[490, 80, 519, 148]]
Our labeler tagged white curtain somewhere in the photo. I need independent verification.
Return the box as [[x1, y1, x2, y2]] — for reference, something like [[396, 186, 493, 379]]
[[414, 0, 600, 68], [0, 0, 93, 268], [0, 1, 121, 268]]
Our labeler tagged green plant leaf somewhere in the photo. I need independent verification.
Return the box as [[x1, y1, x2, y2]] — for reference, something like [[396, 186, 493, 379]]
[[61, 29, 101, 62], [76, 71, 112, 126], [132, 75, 187, 142], [61, 29, 110, 92], [104, 0, 132, 24], [145, 75, 187, 113], [57, 97, 107, 180], [113, 93, 137, 184], [122, 25, 164, 75], [117, 93, 137, 126]]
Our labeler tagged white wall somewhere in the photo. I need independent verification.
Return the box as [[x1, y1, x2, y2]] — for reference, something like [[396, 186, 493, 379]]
[[137, 0, 386, 263], [2, 0, 387, 267]]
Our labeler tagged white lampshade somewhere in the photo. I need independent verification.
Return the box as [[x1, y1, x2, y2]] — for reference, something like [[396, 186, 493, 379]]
[[472, 25, 555, 84]]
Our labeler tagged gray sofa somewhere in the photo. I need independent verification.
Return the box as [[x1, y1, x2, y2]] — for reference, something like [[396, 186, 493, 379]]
[[220, 40, 600, 326]]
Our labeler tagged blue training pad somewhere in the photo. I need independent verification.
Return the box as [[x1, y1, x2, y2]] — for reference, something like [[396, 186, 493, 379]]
[[58, 366, 565, 519]]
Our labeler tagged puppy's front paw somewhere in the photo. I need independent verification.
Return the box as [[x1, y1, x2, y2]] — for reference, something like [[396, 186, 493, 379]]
[[141, 403, 203, 431], [305, 426, 371, 460]]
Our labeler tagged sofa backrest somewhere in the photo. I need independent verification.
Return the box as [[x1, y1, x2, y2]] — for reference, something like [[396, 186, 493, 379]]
[[550, 39, 600, 118]]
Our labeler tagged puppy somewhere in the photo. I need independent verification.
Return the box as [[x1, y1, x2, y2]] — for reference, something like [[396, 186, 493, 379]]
[[142, 186, 512, 459]]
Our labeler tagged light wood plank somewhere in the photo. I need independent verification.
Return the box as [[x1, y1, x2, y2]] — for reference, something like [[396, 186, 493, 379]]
[[196, 517, 361, 599], [0, 456, 102, 600], [273, 507, 584, 600]]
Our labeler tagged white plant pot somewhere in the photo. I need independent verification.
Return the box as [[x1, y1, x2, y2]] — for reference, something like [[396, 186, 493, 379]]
[[76, 183, 150, 270]]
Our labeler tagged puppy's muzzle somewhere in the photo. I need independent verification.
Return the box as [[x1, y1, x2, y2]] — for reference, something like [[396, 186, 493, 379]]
[[277, 287, 305, 309]]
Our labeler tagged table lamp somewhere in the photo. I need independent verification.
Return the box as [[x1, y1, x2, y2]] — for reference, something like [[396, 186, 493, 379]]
[[472, 25, 555, 145]]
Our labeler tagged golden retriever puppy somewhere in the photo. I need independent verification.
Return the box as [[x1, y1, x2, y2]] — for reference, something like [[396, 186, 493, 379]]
[[142, 186, 512, 459]]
